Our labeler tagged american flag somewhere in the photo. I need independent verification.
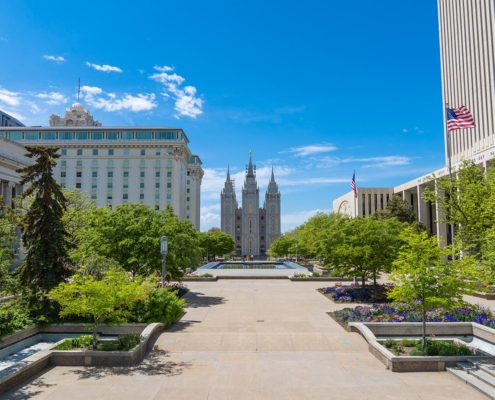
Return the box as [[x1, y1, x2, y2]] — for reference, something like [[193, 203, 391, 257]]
[[447, 106, 475, 131], [350, 171, 357, 198]]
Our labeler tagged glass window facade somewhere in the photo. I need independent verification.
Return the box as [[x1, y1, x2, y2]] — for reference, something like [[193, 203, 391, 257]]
[[123, 182, 129, 189], [61, 171, 66, 177], [61, 161, 67, 167], [140, 194, 144, 200], [108, 149, 114, 156], [92, 182, 97, 188], [136, 131, 152, 140], [167, 193, 172, 200], [107, 183, 113, 188], [91, 131, 103, 140], [140, 161, 145, 167], [122, 131, 133, 140], [155, 161, 160, 167], [167, 183, 172, 189], [43, 132, 57, 140], [93, 149, 98, 156], [123, 160, 129, 167], [168, 172, 172, 178], [9, 132, 22, 140], [155, 194, 160, 200], [77, 149, 83, 155], [124, 149, 130, 156], [76, 132, 88, 140], [92, 160, 98, 167], [123, 194, 128, 200], [77, 161, 82, 167], [76, 183, 81, 189], [107, 132, 119, 140], [140, 171, 145, 178], [156, 149, 161, 156], [123, 171, 129, 178], [26, 132, 39, 140], [92, 171, 98, 178], [61, 149, 67, 156], [76, 172, 82, 178], [140, 183, 145, 189], [140, 149, 146, 156], [156, 171, 160, 177], [108, 161, 114, 167], [108, 171, 113, 178], [156, 131, 178, 140], [60, 131, 73, 140], [155, 183, 160, 188]]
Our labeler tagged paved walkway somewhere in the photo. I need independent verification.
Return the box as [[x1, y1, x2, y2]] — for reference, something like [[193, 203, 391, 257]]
[[1, 280, 488, 399]]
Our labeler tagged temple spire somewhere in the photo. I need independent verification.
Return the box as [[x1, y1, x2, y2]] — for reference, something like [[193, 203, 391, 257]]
[[247, 150, 255, 177], [270, 166, 275, 183], [226, 165, 230, 182]]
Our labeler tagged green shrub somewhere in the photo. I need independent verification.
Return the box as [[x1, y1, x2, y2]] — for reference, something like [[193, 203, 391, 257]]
[[54, 339, 75, 350], [409, 349, 424, 356], [130, 288, 185, 325], [312, 272, 321, 277], [383, 339, 397, 349], [79, 335, 94, 348], [400, 339, 419, 347], [0, 308, 34, 339], [412, 339, 473, 356], [201, 273, 214, 278], [53, 334, 98, 350], [117, 333, 140, 351], [99, 342, 118, 351]]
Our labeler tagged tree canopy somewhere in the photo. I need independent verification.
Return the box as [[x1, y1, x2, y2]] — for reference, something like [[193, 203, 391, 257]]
[[74, 204, 201, 281], [198, 231, 235, 258], [16, 146, 71, 295]]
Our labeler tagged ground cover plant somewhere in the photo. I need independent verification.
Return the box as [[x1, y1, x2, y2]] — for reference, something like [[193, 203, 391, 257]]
[[331, 303, 495, 328], [54, 333, 140, 351], [319, 283, 393, 303], [381, 338, 473, 357]]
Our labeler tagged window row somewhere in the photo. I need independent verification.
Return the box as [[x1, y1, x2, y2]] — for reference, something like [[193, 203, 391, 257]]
[[2, 130, 182, 141], [62, 171, 173, 178], [60, 160, 174, 167], [62, 148, 174, 156], [73, 182, 173, 189]]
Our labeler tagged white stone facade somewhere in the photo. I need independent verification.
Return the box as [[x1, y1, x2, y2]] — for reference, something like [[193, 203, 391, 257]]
[[49, 102, 101, 127], [221, 155, 281, 257], [333, 188, 395, 218], [0, 136, 32, 208], [1, 126, 203, 230]]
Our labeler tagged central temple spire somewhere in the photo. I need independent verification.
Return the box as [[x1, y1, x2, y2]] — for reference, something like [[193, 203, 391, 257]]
[[246, 150, 255, 177]]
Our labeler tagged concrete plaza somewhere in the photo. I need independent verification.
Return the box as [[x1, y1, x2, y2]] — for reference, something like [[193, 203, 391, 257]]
[[1, 280, 488, 399]]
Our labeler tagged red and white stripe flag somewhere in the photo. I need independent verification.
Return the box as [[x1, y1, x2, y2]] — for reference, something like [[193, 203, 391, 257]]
[[350, 171, 357, 198], [447, 106, 475, 132]]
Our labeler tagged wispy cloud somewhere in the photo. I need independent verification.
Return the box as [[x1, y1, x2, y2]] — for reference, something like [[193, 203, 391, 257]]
[[33, 92, 68, 105], [150, 65, 203, 119], [342, 156, 412, 168], [282, 144, 338, 157], [282, 209, 332, 231], [85, 62, 122, 73], [0, 87, 22, 107], [0, 37, 7, 41], [80, 85, 156, 112], [43, 55, 66, 63]]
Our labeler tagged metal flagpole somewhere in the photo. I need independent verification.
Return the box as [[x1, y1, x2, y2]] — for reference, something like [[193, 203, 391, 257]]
[[446, 103, 455, 245], [353, 170, 357, 217]]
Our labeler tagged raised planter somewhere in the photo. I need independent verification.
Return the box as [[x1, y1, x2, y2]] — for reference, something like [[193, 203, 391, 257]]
[[0, 323, 163, 395], [349, 322, 495, 372], [471, 292, 495, 300], [290, 277, 354, 282], [181, 277, 218, 282]]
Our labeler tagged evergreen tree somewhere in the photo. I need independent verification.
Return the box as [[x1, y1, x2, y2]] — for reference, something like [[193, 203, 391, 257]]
[[376, 195, 416, 224], [16, 146, 71, 295]]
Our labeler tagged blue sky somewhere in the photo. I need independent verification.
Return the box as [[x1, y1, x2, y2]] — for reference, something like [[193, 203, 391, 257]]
[[0, 0, 445, 231]]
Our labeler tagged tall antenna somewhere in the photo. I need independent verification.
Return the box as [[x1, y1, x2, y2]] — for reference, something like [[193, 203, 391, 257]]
[[77, 77, 80, 102]]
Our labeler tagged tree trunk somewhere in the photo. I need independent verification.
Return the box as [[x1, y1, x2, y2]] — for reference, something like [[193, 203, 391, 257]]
[[373, 271, 377, 287], [361, 272, 366, 290], [422, 309, 426, 351], [92, 321, 98, 350]]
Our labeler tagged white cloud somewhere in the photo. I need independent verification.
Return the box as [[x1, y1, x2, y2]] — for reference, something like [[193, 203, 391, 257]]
[[153, 65, 174, 72], [402, 128, 408, 133], [33, 91, 68, 105], [167, 84, 203, 119], [0, 87, 21, 107], [149, 65, 204, 119], [343, 156, 412, 168], [43, 55, 66, 63], [0, 37, 6, 41], [201, 204, 221, 214], [283, 144, 338, 157], [200, 212, 220, 230], [85, 62, 122, 73], [279, 177, 350, 186], [80, 85, 156, 112]]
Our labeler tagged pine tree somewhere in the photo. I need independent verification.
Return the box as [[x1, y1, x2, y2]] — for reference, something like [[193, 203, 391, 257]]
[[16, 146, 71, 295]]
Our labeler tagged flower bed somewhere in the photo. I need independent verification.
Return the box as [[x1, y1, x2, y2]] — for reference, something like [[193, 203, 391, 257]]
[[381, 338, 473, 357], [165, 282, 189, 298], [474, 282, 495, 293], [318, 284, 394, 303], [331, 303, 495, 329]]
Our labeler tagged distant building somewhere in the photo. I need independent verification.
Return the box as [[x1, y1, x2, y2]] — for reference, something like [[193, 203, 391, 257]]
[[333, 188, 395, 218], [1, 110, 25, 127], [0, 136, 32, 209], [49, 102, 101, 127], [221, 154, 281, 257], [2, 102, 203, 230], [332, 0, 495, 243]]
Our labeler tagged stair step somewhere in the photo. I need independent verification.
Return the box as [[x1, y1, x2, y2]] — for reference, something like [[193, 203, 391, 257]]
[[447, 367, 495, 400], [469, 360, 495, 379], [469, 369, 495, 389]]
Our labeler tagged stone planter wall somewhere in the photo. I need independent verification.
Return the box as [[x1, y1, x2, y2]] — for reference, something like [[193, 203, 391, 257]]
[[290, 277, 354, 282], [349, 322, 495, 372], [472, 292, 495, 300]]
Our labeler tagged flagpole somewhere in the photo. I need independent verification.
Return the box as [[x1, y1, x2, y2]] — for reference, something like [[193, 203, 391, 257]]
[[353, 170, 357, 217], [446, 103, 455, 245]]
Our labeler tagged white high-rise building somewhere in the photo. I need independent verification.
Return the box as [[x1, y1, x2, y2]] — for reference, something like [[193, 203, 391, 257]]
[[220, 154, 281, 257], [1, 102, 203, 230]]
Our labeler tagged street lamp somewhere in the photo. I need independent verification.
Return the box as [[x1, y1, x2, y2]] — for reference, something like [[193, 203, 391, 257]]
[[160, 236, 168, 286]]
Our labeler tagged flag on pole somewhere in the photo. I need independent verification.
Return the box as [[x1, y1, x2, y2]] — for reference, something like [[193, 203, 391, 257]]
[[447, 106, 475, 131], [350, 171, 358, 198]]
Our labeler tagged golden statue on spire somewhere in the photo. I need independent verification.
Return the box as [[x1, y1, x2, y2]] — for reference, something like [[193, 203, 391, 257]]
[[250, 150, 252, 156]]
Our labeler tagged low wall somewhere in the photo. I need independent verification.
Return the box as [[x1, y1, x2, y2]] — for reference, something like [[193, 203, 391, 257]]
[[349, 322, 495, 372], [0, 323, 164, 395], [472, 292, 495, 300], [181, 277, 218, 282], [290, 277, 354, 282]]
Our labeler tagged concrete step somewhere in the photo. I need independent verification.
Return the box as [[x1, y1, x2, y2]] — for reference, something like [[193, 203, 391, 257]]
[[447, 367, 495, 400], [469, 359, 495, 379]]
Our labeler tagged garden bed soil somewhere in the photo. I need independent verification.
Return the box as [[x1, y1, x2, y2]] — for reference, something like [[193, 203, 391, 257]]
[[317, 284, 393, 304]]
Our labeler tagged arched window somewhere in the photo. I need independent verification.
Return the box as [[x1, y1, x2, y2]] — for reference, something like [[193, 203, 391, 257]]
[[249, 238, 252, 254], [249, 218, 252, 233], [237, 226, 240, 233]]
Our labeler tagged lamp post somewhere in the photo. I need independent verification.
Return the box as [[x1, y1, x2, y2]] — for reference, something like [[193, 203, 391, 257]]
[[160, 236, 168, 286], [295, 242, 298, 262]]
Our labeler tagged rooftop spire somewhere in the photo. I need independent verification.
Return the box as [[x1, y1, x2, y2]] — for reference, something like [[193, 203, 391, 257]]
[[247, 150, 255, 177], [226, 165, 230, 181], [270, 166, 275, 183]]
